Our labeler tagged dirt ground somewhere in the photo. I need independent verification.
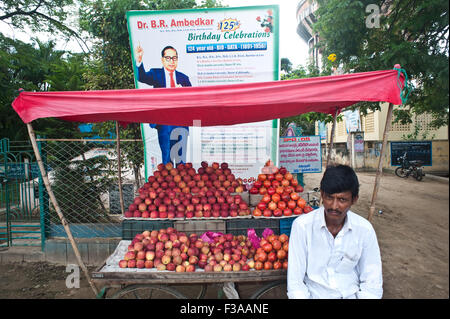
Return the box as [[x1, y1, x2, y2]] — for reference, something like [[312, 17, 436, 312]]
[[0, 171, 448, 299]]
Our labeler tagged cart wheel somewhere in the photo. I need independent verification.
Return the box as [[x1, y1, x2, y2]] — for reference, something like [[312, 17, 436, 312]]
[[249, 280, 287, 299], [196, 284, 208, 299], [110, 284, 188, 299]]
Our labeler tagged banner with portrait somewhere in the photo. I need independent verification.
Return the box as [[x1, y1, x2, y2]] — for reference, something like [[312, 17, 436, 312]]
[[127, 6, 280, 186]]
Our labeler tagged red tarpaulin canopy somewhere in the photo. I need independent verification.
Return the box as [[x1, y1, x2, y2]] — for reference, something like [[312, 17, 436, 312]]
[[12, 69, 404, 126]]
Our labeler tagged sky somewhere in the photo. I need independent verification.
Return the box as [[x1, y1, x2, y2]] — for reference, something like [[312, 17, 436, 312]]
[[220, 0, 309, 67]]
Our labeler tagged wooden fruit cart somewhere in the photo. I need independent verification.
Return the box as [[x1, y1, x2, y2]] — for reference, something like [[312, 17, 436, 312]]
[[92, 250, 286, 299], [92, 266, 286, 299]]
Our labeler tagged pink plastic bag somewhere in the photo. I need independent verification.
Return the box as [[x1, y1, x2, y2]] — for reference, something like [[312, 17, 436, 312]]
[[262, 228, 274, 239], [200, 231, 224, 243], [247, 228, 261, 249]]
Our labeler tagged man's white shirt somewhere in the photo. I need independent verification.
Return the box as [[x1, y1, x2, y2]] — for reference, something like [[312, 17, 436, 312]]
[[287, 207, 383, 299]]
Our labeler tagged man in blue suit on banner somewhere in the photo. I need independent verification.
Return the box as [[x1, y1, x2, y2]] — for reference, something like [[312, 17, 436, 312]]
[[135, 45, 191, 165]]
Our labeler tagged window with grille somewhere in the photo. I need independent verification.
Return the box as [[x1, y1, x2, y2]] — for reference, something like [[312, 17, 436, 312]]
[[337, 120, 345, 136], [415, 113, 434, 131], [391, 120, 411, 132], [364, 112, 375, 133]]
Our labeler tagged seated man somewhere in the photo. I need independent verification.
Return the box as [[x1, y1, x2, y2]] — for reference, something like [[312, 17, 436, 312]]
[[287, 164, 383, 299]]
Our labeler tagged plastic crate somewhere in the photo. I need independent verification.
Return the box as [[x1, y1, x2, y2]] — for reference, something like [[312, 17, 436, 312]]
[[173, 220, 226, 236], [225, 218, 280, 237], [121, 220, 174, 240], [279, 217, 299, 237]]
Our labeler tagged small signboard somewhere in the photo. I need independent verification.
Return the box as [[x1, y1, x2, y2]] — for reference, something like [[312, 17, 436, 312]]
[[354, 132, 364, 153], [390, 141, 432, 166], [279, 135, 322, 173]]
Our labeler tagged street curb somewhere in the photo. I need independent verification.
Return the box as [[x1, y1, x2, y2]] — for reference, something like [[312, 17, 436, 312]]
[[424, 174, 449, 184], [0, 238, 121, 266], [0, 247, 45, 264]]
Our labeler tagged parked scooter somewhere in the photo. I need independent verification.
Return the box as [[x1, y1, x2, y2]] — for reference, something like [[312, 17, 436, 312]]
[[395, 152, 425, 181]]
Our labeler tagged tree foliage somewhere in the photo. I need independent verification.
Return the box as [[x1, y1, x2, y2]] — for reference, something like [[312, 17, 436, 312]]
[[313, 0, 449, 129], [0, 35, 87, 140], [0, 0, 90, 52], [281, 58, 293, 74]]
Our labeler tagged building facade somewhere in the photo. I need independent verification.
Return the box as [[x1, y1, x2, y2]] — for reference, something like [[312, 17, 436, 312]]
[[297, 1, 449, 175], [316, 104, 449, 175]]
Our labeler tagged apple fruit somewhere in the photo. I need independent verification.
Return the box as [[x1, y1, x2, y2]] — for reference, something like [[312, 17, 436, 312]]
[[136, 250, 146, 260], [119, 260, 128, 268], [213, 264, 222, 272], [136, 260, 145, 269], [165, 240, 173, 250], [133, 211, 142, 218], [189, 255, 199, 265], [214, 252, 223, 262], [204, 264, 213, 272], [145, 251, 155, 261], [124, 251, 135, 261], [186, 264, 196, 272], [172, 255, 183, 265], [232, 263, 241, 271], [124, 211, 133, 218], [223, 263, 232, 271], [166, 263, 176, 271], [175, 265, 185, 272], [161, 255, 171, 265], [156, 263, 166, 271]]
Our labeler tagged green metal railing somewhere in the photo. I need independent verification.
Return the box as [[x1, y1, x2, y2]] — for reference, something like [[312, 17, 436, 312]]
[[1, 138, 42, 249]]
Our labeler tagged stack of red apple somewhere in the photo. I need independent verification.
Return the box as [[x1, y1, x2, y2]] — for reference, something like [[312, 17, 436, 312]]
[[197, 161, 245, 194], [119, 227, 204, 271], [253, 233, 289, 270], [123, 161, 250, 219], [249, 162, 314, 217]]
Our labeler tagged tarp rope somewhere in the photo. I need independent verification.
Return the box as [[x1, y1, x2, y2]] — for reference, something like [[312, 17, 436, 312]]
[[393, 67, 412, 105]]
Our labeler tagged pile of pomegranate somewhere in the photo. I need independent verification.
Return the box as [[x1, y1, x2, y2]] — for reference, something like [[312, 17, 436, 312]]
[[118, 227, 289, 272], [253, 233, 289, 270], [124, 161, 250, 219], [249, 161, 314, 217]]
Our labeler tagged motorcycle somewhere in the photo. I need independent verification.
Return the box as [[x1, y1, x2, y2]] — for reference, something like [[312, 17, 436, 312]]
[[395, 152, 425, 181]]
